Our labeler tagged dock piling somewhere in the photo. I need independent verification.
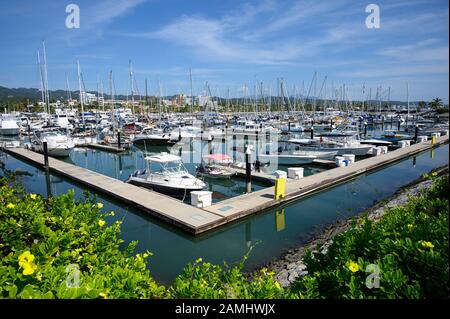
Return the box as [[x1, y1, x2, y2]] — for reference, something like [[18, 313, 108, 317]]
[[414, 124, 419, 143], [310, 126, 314, 139], [245, 145, 252, 193], [43, 139, 49, 172], [117, 130, 121, 149]]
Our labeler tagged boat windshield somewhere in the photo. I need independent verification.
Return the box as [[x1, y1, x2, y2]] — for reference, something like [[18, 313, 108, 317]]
[[149, 160, 188, 175]]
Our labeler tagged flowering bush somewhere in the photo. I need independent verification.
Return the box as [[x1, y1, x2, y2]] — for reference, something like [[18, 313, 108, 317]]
[[292, 173, 449, 299], [0, 179, 166, 299]]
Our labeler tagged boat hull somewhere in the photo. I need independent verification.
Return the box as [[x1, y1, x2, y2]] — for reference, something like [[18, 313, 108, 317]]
[[0, 128, 20, 136], [126, 177, 205, 196]]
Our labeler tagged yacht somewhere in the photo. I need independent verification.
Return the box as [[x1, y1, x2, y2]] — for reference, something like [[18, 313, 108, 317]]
[[280, 122, 305, 133], [0, 114, 20, 136], [126, 152, 206, 196], [258, 150, 337, 165], [288, 134, 374, 156], [197, 154, 236, 179], [29, 127, 75, 157], [132, 126, 174, 146]]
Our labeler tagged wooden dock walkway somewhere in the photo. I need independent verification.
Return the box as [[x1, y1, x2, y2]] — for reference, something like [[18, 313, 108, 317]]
[[202, 135, 449, 224], [3, 134, 448, 235], [3, 147, 224, 234]]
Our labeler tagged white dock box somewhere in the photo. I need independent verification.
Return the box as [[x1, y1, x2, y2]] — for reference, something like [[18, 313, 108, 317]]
[[431, 132, 441, 138], [274, 170, 287, 179], [191, 191, 213, 208], [287, 167, 304, 179], [335, 156, 345, 166], [398, 141, 407, 148], [379, 146, 388, 154], [342, 154, 355, 164], [417, 136, 428, 143]]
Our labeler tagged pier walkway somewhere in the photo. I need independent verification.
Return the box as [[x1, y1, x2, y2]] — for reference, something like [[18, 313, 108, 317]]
[[3, 147, 224, 234], [4, 135, 448, 235]]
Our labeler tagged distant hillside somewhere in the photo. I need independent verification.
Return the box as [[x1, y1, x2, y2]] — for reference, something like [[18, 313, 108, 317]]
[[0, 85, 439, 107], [0, 86, 131, 103]]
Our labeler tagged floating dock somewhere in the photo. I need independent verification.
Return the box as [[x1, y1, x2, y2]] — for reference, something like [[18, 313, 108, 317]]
[[3, 135, 448, 235], [83, 143, 128, 153]]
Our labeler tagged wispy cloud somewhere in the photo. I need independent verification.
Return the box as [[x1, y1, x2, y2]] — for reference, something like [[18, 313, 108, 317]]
[[62, 0, 148, 43]]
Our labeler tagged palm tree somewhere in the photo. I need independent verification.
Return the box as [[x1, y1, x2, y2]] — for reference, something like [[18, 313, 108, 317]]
[[418, 101, 427, 111], [429, 98, 443, 109]]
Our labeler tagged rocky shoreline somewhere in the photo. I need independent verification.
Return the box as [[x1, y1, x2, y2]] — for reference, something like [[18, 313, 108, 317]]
[[261, 166, 449, 288]]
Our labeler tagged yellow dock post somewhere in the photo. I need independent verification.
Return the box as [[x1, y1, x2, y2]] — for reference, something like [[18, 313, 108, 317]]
[[274, 178, 286, 200], [431, 136, 436, 145]]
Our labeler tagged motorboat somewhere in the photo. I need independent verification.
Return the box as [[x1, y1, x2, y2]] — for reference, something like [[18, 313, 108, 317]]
[[29, 127, 75, 157], [197, 154, 236, 179], [132, 126, 174, 146], [288, 134, 375, 156], [0, 114, 20, 136], [126, 152, 206, 196], [280, 122, 305, 133], [258, 150, 337, 165]]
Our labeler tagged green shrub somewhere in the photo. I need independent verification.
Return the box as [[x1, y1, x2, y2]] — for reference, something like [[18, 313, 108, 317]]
[[0, 178, 166, 299], [169, 256, 287, 299], [292, 174, 449, 299]]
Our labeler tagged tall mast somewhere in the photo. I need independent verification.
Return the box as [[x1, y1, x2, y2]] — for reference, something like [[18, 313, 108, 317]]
[[189, 68, 193, 118], [129, 60, 135, 114], [145, 78, 148, 116], [77, 60, 85, 126], [37, 51, 45, 106], [109, 70, 115, 129], [406, 82, 410, 119], [42, 41, 50, 114], [100, 79, 104, 111]]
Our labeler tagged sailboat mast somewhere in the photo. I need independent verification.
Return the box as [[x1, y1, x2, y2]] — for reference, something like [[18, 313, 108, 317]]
[[109, 70, 115, 129], [77, 60, 85, 126], [37, 51, 45, 106], [189, 68, 193, 118], [100, 79, 104, 111], [42, 41, 50, 115]]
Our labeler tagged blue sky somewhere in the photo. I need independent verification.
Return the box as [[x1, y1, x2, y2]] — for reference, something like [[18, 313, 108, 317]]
[[0, 0, 448, 102]]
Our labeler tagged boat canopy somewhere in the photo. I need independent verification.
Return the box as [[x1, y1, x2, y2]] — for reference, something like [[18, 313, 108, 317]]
[[202, 153, 232, 162]]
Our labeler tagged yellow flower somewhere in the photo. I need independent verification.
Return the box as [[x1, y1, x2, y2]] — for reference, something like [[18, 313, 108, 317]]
[[347, 261, 359, 273], [274, 281, 282, 290], [110, 211, 115, 216], [6, 203, 15, 209], [96, 202, 104, 209], [99, 292, 108, 299], [18, 251, 38, 275], [407, 224, 413, 231], [30, 194, 37, 200], [195, 257, 203, 263], [431, 172, 438, 177], [98, 220, 106, 227], [420, 241, 434, 249]]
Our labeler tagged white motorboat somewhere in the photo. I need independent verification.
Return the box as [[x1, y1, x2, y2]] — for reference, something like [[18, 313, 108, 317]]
[[0, 114, 20, 136], [258, 150, 337, 165], [288, 135, 375, 156], [29, 127, 75, 157], [197, 154, 236, 179], [126, 152, 206, 196], [230, 120, 280, 134]]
